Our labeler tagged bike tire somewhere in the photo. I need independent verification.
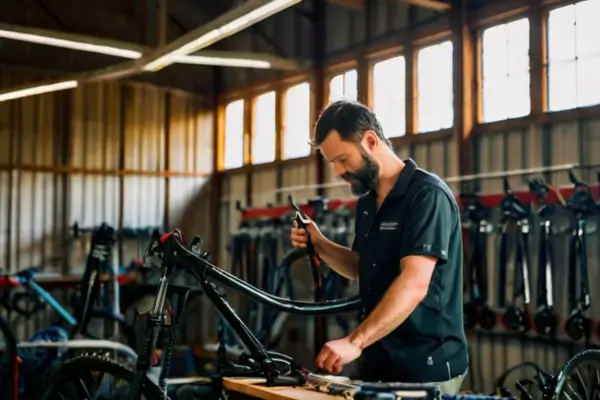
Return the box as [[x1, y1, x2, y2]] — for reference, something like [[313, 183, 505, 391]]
[[42, 355, 164, 400], [552, 349, 600, 399], [0, 315, 17, 399]]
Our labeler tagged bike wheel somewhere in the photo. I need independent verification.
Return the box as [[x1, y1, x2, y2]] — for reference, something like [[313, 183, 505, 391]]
[[552, 349, 600, 399], [0, 315, 17, 398], [42, 355, 164, 400]]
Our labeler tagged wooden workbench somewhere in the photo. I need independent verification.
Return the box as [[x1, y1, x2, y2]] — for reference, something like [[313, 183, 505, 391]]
[[223, 377, 338, 400]]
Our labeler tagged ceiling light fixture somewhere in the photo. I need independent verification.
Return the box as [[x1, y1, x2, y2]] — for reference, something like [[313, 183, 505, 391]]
[[143, 0, 301, 72], [0, 80, 78, 102]]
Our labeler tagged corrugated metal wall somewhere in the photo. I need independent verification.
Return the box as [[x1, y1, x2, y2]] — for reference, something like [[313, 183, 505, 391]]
[[468, 116, 600, 392], [0, 66, 214, 276]]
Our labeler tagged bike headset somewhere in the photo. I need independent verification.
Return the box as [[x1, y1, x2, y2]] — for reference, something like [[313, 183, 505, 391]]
[[564, 170, 598, 341], [527, 178, 565, 337], [460, 191, 496, 331], [498, 177, 532, 333]]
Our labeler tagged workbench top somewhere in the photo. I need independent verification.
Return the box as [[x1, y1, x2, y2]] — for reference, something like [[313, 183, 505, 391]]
[[222, 377, 338, 400]]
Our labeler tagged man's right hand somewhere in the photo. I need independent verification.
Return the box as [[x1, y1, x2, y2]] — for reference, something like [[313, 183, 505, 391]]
[[290, 219, 325, 249]]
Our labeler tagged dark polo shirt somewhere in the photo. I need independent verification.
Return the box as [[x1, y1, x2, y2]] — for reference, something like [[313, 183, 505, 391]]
[[353, 159, 468, 383]]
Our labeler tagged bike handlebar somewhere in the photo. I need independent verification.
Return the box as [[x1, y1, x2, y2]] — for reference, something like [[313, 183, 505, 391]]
[[146, 230, 362, 316]]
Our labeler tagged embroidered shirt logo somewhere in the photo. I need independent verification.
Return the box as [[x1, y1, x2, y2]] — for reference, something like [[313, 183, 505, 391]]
[[379, 221, 398, 231]]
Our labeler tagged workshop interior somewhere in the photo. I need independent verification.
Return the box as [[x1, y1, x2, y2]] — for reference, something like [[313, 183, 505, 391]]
[[1, 0, 600, 398]]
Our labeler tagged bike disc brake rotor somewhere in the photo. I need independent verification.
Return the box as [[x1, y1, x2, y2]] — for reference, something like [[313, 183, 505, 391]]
[[554, 357, 600, 399]]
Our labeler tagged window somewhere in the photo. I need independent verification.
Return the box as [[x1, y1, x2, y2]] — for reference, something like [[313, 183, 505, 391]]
[[547, 0, 600, 111], [252, 91, 276, 164], [223, 99, 245, 170], [482, 18, 531, 122], [283, 82, 311, 160], [329, 69, 358, 102], [372, 56, 406, 137], [417, 41, 454, 133]]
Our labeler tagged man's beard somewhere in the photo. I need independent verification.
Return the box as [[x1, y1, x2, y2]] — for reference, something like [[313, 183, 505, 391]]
[[341, 153, 380, 196]]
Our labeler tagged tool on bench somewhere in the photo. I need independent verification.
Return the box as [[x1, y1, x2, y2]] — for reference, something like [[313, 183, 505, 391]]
[[527, 178, 564, 338], [461, 191, 496, 331], [498, 178, 532, 333], [288, 195, 329, 355], [564, 170, 598, 341]]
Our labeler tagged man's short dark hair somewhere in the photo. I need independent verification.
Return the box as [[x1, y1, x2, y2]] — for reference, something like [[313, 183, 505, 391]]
[[312, 100, 392, 147]]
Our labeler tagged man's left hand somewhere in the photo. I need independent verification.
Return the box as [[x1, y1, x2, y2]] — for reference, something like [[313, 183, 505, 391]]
[[315, 337, 362, 374]]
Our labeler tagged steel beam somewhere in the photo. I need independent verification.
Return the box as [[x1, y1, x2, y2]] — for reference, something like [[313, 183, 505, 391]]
[[393, 0, 451, 11]]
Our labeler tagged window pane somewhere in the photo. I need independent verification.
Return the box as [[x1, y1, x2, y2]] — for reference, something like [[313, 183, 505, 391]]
[[329, 69, 358, 102], [482, 75, 508, 123], [481, 18, 530, 122], [507, 18, 530, 74], [482, 24, 508, 78], [372, 56, 406, 137], [506, 72, 531, 118], [252, 91, 276, 164], [548, 60, 577, 111], [344, 69, 358, 101], [575, 0, 600, 58], [577, 55, 600, 108], [548, 4, 576, 62], [283, 82, 311, 159], [224, 99, 245, 170], [329, 74, 344, 102], [417, 41, 454, 133]]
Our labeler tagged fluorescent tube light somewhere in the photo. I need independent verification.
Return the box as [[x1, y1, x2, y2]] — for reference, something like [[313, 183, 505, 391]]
[[0, 29, 142, 59], [174, 55, 270, 68], [0, 80, 78, 102], [143, 0, 301, 72]]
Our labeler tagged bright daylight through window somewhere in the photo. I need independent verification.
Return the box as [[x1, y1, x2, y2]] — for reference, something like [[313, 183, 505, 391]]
[[224, 99, 245, 170], [252, 91, 276, 164], [417, 41, 454, 133], [372, 56, 406, 137], [329, 69, 358, 102], [482, 18, 531, 122], [283, 82, 311, 160], [547, 0, 600, 111]]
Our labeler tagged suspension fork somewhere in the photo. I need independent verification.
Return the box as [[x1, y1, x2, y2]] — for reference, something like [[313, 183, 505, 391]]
[[502, 219, 532, 333], [565, 217, 592, 341], [533, 218, 558, 337]]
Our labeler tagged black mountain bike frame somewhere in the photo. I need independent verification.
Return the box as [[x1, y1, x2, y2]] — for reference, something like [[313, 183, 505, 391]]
[[129, 229, 361, 399]]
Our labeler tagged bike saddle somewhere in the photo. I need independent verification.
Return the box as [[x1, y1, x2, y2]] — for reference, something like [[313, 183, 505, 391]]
[[567, 171, 600, 216], [565, 309, 590, 341], [479, 305, 497, 330], [503, 306, 530, 333], [500, 180, 530, 221], [533, 306, 558, 337], [14, 266, 42, 280]]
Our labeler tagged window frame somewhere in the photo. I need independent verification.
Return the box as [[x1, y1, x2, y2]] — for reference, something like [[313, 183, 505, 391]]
[[479, 16, 532, 123], [415, 39, 455, 134], [281, 81, 312, 161], [370, 54, 408, 138], [327, 67, 359, 103], [545, 0, 600, 112], [251, 90, 277, 165], [222, 98, 246, 171]]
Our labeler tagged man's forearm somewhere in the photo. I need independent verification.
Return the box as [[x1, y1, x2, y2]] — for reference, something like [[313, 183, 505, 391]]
[[348, 275, 426, 349], [314, 239, 359, 280]]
